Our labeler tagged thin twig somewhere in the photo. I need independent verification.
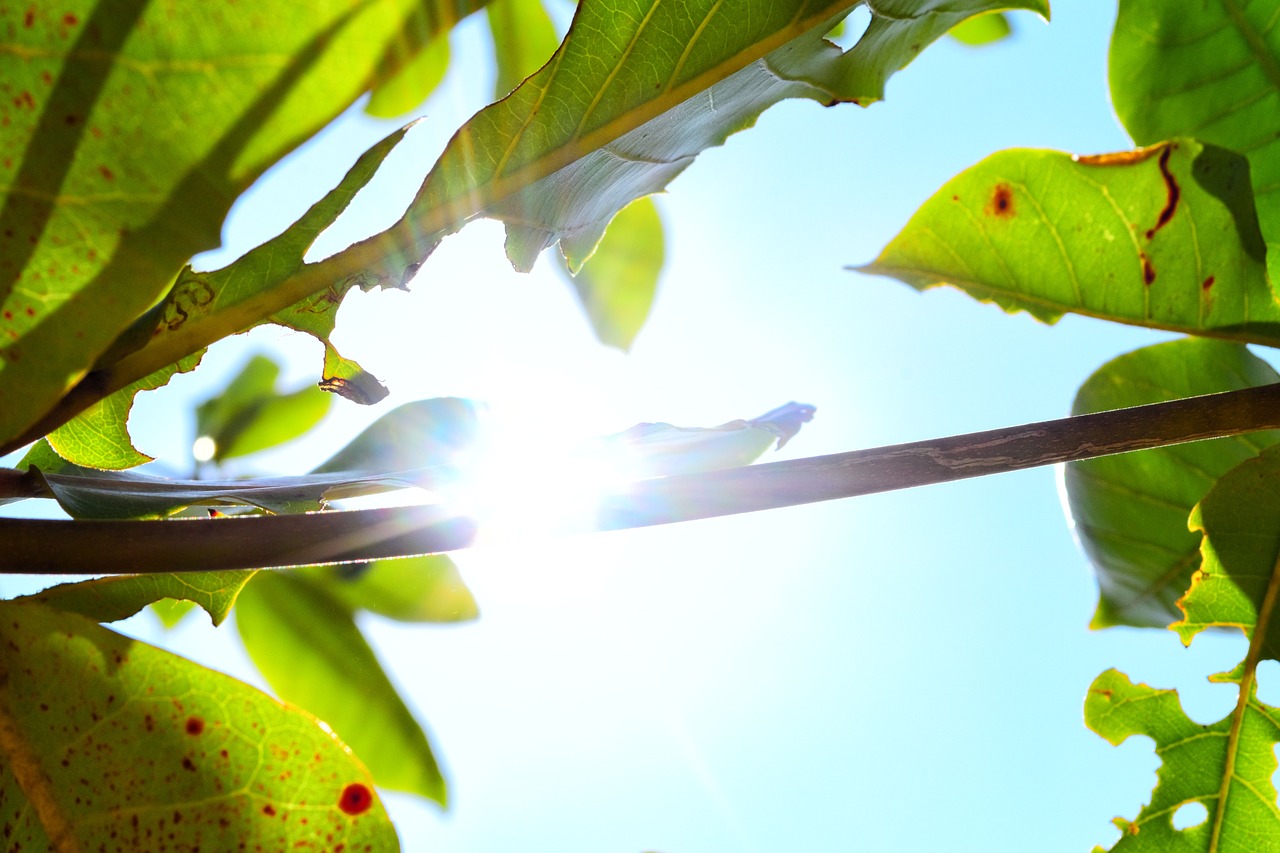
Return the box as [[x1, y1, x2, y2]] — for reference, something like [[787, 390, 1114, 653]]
[[4, 383, 1280, 575]]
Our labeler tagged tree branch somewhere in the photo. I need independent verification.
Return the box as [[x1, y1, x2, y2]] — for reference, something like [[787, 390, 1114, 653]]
[[5, 383, 1280, 575]]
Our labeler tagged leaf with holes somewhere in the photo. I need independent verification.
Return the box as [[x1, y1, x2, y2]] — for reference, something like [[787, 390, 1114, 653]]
[[1084, 667, 1280, 851], [0, 0, 435, 452], [0, 602, 398, 850], [235, 570, 447, 805], [1064, 338, 1280, 629], [858, 140, 1280, 343], [15, 571, 258, 626], [1109, 0, 1280, 282]]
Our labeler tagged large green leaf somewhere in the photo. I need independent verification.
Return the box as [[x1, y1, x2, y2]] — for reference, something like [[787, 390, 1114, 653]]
[[195, 354, 333, 465], [1110, 0, 1280, 280], [558, 195, 664, 351], [312, 397, 484, 474], [1064, 339, 1280, 629], [1086, 444, 1280, 849], [1084, 668, 1280, 851], [859, 140, 1280, 342], [0, 0, 426, 452], [235, 570, 447, 805], [15, 571, 258, 626], [0, 602, 397, 849]]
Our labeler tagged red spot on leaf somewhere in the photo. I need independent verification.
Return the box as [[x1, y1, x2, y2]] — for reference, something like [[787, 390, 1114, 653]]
[[23, 7, 34, 27], [1141, 254, 1156, 285], [181, 757, 196, 772], [2, 311, 10, 321], [986, 183, 1015, 218], [1144, 145, 1180, 239], [262, 805, 277, 817], [98, 165, 114, 181], [24, 306, 34, 317], [63, 12, 78, 25], [185, 716, 204, 735], [1203, 275, 1215, 291], [338, 783, 373, 816]]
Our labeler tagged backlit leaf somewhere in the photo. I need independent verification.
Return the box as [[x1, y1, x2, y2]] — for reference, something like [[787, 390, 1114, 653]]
[[1064, 339, 1280, 629], [316, 556, 478, 623], [858, 140, 1280, 343], [1110, 0, 1280, 280], [235, 570, 447, 804], [949, 11, 1011, 46], [16, 571, 259, 626], [0, 0, 426, 450], [365, 1, 493, 117], [559, 195, 664, 350], [195, 354, 333, 464], [1085, 668, 1280, 851], [486, 0, 560, 99], [0, 602, 397, 850]]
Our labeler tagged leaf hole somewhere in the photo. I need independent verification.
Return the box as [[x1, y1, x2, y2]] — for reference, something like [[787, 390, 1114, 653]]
[[1172, 801, 1207, 830], [826, 6, 871, 50], [1255, 659, 1280, 706]]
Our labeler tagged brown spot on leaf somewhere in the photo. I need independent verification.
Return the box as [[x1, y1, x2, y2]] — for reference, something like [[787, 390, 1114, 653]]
[[1141, 254, 1155, 285], [23, 7, 34, 27], [338, 783, 373, 816], [185, 716, 204, 735], [262, 804, 277, 817], [1075, 145, 1164, 167], [98, 165, 114, 181], [1145, 145, 1180, 239], [181, 757, 196, 772], [986, 183, 1015, 218], [24, 306, 33, 317], [1203, 275, 1215, 291], [63, 12, 78, 25]]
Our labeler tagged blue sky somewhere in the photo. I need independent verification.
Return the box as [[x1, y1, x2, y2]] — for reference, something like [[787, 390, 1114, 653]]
[[8, 1, 1273, 850]]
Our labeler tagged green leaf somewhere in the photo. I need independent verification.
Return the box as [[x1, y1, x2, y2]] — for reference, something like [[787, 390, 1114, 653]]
[[1084, 668, 1280, 851], [949, 11, 1011, 46], [486, 0, 560, 99], [150, 598, 197, 630], [315, 556, 479, 623], [15, 571, 258, 626], [138, 124, 413, 414], [558, 195, 664, 351], [0, 1, 428, 451], [235, 570, 447, 805], [858, 140, 1280, 343], [1176, 445, 1280, 657], [1109, 0, 1280, 281], [46, 352, 205, 470], [312, 397, 484, 474], [1064, 339, 1280, 629], [195, 354, 333, 464], [366, 0, 493, 118], [0, 601, 397, 849]]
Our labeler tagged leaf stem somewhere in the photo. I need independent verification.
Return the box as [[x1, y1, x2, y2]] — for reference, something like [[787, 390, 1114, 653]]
[[4, 383, 1280, 575]]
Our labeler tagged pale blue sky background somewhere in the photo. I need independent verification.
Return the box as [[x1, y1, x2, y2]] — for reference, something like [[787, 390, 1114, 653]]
[[6, 1, 1275, 850]]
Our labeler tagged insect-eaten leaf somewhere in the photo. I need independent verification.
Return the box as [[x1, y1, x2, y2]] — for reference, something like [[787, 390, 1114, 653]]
[[1064, 339, 1280, 629], [16, 571, 259, 627], [857, 140, 1279, 346], [0, 602, 397, 850]]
